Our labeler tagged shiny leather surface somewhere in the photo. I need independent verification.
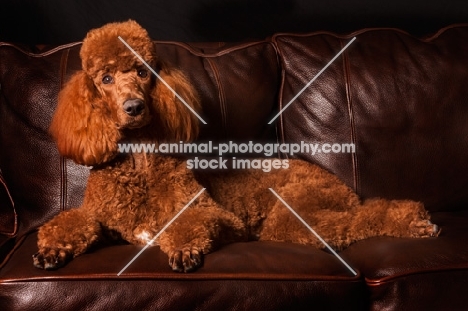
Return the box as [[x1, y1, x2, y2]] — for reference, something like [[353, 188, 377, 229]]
[[155, 41, 280, 144], [0, 233, 363, 310], [275, 26, 468, 211], [1, 25, 468, 310]]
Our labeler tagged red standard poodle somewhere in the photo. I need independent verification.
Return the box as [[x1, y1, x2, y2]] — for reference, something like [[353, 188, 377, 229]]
[[33, 20, 439, 273]]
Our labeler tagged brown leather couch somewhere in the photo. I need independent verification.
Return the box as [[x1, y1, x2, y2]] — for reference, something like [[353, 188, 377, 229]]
[[1, 24, 468, 310]]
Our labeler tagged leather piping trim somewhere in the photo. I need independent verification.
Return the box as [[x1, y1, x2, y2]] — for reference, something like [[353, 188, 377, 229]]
[[206, 58, 228, 139], [365, 263, 468, 286], [1, 270, 362, 283], [341, 39, 360, 193], [272, 38, 289, 158], [58, 48, 70, 211], [155, 40, 274, 58], [271, 23, 468, 44], [0, 42, 81, 57], [0, 174, 17, 236], [272, 45, 286, 157]]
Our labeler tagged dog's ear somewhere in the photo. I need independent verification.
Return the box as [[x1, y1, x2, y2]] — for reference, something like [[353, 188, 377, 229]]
[[150, 68, 200, 142], [50, 71, 121, 166]]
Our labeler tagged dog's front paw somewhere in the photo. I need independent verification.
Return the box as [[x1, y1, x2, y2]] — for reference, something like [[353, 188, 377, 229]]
[[168, 246, 203, 273], [32, 248, 73, 270]]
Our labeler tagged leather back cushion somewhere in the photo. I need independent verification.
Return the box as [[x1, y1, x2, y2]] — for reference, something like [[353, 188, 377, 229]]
[[0, 43, 90, 235], [0, 41, 279, 235], [274, 25, 468, 211]]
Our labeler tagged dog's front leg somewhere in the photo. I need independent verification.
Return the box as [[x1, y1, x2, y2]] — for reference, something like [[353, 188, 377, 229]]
[[158, 206, 247, 273], [33, 208, 101, 270]]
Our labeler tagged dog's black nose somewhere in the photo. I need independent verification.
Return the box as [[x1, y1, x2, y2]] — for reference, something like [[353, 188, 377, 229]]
[[123, 99, 145, 116]]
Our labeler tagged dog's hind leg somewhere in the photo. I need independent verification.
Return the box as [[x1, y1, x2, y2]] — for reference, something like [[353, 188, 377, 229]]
[[356, 198, 440, 240], [259, 198, 439, 251], [33, 208, 101, 270]]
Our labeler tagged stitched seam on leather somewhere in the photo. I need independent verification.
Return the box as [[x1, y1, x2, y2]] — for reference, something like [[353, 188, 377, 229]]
[[158, 41, 274, 58], [271, 37, 289, 158], [58, 48, 70, 211], [0, 42, 82, 57], [271, 24, 468, 45], [277, 69, 288, 158], [206, 58, 228, 138], [365, 264, 468, 285], [341, 39, 360, 193], [0, 174, 17, 236], [276, 67, 287, 158]]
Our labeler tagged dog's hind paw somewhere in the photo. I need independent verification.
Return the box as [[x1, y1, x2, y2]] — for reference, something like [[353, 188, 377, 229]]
[[168, 246, 203, 273], [32, 248, 73, 270], [410, 220, 441, 238]]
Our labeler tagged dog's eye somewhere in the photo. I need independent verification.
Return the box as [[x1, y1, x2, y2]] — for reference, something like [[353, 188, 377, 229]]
[[102, 75, 114, 84], [137, 69, 148, 78]]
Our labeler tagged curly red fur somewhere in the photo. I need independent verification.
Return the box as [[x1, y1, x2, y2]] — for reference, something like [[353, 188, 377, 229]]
[[150, 68, 200, 142], [34, 20, 439, 273], [50, 71, 121, 165]]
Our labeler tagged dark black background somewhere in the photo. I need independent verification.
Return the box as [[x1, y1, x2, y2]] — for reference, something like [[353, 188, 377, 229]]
[[1, 0, 468, 44]]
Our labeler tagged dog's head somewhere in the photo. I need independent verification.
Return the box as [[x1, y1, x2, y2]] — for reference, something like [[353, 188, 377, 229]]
[[80, 20, 155, 130], [50, 20, 200, 166]]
